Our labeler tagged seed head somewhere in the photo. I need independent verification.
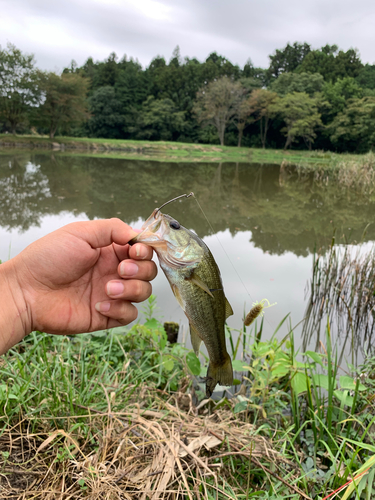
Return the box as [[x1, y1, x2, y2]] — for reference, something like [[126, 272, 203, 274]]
[[244, 303, 264, 326], [244, 299, 276, 326]]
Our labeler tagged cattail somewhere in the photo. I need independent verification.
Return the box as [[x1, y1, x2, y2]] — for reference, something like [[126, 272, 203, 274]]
[[244, 299, 276, 326]]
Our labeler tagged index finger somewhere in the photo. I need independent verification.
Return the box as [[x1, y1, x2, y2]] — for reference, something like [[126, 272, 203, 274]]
[[64, 218, 137, 249]]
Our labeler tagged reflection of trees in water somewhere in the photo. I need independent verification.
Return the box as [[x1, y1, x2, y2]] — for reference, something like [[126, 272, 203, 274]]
[[1, 152, 375, 256], [0, 156, 51, 231]]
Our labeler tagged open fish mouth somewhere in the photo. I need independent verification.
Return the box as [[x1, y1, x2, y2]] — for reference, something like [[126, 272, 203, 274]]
[[128, 211, 164, 246]]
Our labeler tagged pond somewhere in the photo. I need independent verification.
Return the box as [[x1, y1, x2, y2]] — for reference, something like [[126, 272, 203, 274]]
[[1, 152, 375, 363]]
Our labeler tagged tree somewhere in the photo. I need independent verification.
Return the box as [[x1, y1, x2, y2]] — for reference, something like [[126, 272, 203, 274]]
[[322, 77, 363, 120], [242, 59, 267, 86], [356, 64, 375, 90], [297, 45, 363, 82], [247, 89, 278, 148], [87, 86, 125, 138], [130, 96, 186, 141], [193, 77, 244, 145], [0, 43, 43, 133], [271, 72, 325, 96], [328, 97, 375, 152], [232, 98, 253, 147], [36, 72, 89, 138], [267, 42, 311, 81], [270, 92, 323, 149]]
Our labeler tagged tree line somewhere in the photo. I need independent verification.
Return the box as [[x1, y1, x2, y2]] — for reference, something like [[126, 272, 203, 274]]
[[1, 41, 375, 152]]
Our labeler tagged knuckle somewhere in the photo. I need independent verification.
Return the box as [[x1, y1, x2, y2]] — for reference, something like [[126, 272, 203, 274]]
[[117, 302, 138, 325], [110, 217, 122, 224], [125, 305, 138, 323], [133, 280, 146, 300]]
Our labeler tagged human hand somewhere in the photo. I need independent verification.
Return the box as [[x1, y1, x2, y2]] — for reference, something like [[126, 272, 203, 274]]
[[4, 218, 157, 344]]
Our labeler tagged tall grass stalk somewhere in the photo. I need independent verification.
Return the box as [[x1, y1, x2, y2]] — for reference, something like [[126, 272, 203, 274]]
[[303, 239, 375, 363]]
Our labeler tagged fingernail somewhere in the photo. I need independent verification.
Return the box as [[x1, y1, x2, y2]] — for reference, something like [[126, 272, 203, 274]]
[[107, 281, 124, 296], [95, 302, 111, 313], [135, 244, 148, 259], [120, 261, 138, 276]]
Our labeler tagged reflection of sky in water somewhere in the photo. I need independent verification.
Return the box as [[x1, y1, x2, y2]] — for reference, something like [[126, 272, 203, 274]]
[[1, 153, 375, 366], [0, 213, 313, 355]]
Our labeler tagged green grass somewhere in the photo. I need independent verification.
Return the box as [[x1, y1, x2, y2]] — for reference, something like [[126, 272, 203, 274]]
[[1, 295, 375, 498], [1, 133, 372, 166]]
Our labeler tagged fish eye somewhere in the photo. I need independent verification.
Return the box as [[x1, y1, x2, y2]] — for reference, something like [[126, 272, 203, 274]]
[[169, 220, 181, 230]]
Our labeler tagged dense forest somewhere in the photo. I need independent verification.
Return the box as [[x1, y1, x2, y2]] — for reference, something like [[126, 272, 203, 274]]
[[1, 41, 375, 152]]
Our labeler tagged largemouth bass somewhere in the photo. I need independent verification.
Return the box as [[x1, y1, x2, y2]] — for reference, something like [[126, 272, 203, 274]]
[[130, 206, 234, 397]]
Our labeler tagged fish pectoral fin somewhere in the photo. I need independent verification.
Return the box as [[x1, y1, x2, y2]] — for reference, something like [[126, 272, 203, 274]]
[[225, 297, 234, 319], [171, 284, 186, 311], [187, 272, 214, 298], [190, 323, 203, 355]]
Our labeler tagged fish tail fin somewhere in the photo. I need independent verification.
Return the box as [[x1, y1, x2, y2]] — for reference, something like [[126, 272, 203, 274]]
[[205, 354, 233, 398]]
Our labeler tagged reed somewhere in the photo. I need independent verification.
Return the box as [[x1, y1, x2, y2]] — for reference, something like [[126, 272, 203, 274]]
[[303, 238, 375, 364]]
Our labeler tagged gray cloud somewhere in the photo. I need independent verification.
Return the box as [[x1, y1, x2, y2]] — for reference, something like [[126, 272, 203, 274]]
[[1, 0, 374, 72]]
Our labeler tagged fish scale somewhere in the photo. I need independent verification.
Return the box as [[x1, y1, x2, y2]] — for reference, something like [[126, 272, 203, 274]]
[[130, 208, 233, 397]]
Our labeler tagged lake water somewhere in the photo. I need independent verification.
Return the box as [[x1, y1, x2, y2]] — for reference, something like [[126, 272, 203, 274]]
[[1, 151, 375, 363]]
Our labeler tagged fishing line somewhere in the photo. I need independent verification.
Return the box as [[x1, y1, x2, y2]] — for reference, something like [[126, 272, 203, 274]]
[[191, 193, 255, 302], [192, 194, 278, 329]]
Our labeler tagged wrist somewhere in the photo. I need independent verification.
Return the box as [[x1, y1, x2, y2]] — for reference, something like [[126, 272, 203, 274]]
[[0, 259, 32, 355]]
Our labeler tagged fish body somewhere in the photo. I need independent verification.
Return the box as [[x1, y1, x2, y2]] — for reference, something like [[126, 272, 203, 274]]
[[130, 208, 233, 397]]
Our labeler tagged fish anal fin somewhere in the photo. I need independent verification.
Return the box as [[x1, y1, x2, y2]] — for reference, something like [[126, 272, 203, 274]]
[[225, 297, 234, 319], [171, 284, 186, 311], [187, 271, 214, 298], [190, 323, 203, 355]]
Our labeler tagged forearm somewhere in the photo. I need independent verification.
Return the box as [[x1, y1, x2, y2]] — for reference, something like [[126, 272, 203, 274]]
[[0, 259, 31, 355]]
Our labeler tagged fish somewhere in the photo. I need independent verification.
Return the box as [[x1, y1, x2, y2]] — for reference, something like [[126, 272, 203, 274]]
[[129, 206, 234, 397]]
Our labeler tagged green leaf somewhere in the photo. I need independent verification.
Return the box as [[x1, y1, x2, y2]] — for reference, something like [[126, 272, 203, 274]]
[[305, 351, 324, 367], [272, 364, 290, 378], [186, 352, 201, 376], [144, 318, 163, 331], [291, 371, 308, 395], [296, 361, 309, 369], [339, 375, 366, 391], [232, 359, 249, 372], [311, 374, 332, 390], [334, 389, 354, 407], [233, 400, 248, 414], [163, 358, 174, 372], [255, 343, 273, 357]]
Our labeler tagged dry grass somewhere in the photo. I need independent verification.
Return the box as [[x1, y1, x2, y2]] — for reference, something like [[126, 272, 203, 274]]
[[0, 388, 305, 500], [280, 152, 375, 195]]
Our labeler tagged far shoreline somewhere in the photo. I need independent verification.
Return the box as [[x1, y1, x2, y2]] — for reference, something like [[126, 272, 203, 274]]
[[0, 133, 370, 168]]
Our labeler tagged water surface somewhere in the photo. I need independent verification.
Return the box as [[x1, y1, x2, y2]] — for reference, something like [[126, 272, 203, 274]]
[[1, 152, 374, 361]]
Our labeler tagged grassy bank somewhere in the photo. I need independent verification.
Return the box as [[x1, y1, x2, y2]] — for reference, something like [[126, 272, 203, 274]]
[[0, 133, 368, 166], [1, 297, 375, 499]]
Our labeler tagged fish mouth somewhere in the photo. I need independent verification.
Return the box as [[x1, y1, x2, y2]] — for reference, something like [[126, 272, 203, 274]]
[[128, 210, 164, 246], [128, 218, 166, 248]]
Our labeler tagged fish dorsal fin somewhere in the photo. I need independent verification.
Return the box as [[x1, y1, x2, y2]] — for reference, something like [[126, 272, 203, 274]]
[[171, 283, 186, 311], [225, 297, 234, 319], [190, 323, 203, 355], [187, 271, 214, 298]]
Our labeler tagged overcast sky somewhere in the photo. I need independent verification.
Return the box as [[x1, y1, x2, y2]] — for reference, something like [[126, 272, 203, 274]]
[[1, 0, 375, 72]]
